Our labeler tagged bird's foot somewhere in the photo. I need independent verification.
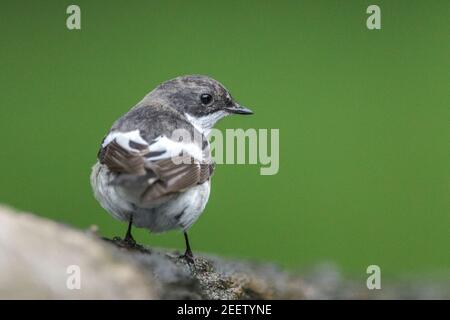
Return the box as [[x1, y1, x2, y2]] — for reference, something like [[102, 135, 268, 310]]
[[109, 236, 147, 252], [123, 234, 137, 246], [179, 250, 195, 265]]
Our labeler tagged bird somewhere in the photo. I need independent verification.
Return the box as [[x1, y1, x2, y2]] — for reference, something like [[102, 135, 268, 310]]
[[90, 75, 253, 262]]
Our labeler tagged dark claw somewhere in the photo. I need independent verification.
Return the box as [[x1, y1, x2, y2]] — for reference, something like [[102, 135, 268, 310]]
[[108, 216, 144, 250], [180, 250, 195, 264], [123, 234, 136, 246]]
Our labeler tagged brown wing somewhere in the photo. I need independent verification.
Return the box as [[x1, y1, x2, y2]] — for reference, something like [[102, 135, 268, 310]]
[[98, 139, 148, 175], [141, 155, 213, 203], [98, 139, 214, 205]]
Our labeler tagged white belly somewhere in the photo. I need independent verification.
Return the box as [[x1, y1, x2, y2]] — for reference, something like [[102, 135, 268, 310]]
[[90, 162, 211, 233]]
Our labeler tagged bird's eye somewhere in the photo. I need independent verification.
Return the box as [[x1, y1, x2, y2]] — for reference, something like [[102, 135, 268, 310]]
[[200, 93, 213, 105]]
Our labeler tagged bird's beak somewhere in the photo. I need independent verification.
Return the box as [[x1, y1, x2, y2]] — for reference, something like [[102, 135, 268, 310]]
[[225, 103, 254, 115]]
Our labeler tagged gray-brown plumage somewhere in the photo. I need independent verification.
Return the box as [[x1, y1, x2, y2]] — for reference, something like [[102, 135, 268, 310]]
[[90, 75, 252, 260]]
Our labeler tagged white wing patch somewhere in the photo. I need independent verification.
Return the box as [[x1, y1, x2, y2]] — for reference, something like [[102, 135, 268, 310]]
[[102, 130, 204, 162], [148, 135, 204, 161], [102, 130, 149, 152]]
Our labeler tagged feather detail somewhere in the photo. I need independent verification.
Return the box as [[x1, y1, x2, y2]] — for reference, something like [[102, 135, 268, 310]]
[[98, 130, 214, 205]]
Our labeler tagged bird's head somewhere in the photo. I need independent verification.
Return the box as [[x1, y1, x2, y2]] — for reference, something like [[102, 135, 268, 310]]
[[146, 75, 253, 133]]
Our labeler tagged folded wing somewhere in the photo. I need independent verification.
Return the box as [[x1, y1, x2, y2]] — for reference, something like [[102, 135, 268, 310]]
[[98, 130, 214, 205]]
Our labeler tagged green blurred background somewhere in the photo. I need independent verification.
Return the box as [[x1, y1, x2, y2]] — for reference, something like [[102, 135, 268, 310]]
[[1, 0, 449, 277]]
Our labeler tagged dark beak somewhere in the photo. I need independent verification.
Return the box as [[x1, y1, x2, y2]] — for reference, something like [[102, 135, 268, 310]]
[[225, 103, 254, 115]]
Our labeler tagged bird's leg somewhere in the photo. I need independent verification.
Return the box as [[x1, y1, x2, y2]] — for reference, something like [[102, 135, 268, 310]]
[[123, 216, 136, 246], [108, 216, 149, 252], [181, 231, 195, 264]]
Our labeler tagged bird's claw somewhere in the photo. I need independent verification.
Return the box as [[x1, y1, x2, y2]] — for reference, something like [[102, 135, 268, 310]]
[[180, 251, 195, 265]]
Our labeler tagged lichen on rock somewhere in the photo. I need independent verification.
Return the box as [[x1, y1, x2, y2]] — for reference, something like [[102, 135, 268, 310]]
[[0, 205, 448, 300]]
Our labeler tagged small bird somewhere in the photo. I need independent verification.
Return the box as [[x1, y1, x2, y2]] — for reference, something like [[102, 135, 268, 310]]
[[90, 75, 253, 261]]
